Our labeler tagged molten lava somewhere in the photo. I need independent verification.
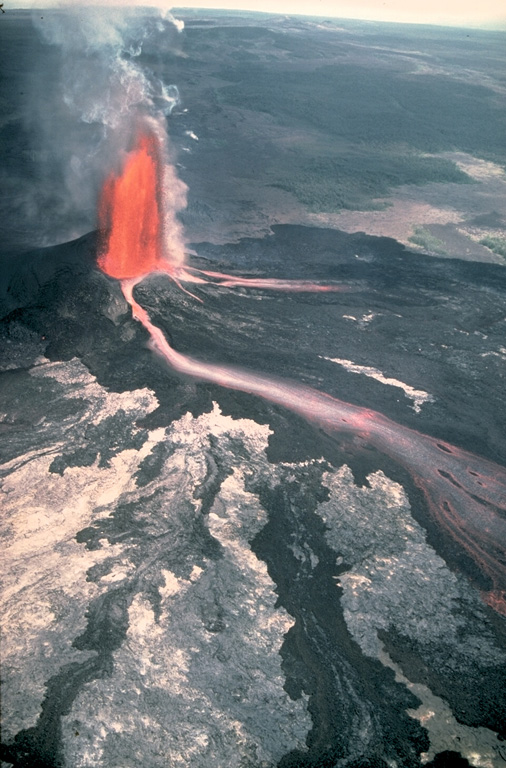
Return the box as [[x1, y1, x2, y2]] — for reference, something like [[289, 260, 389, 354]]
[[97, 128, 506, 617], [97, 129, 341, 295], [121, 277, 506, 617], [98, 131, 169, 279]]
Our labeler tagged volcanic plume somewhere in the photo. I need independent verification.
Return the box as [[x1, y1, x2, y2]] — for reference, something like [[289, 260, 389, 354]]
[[97, 128, 506, 618]]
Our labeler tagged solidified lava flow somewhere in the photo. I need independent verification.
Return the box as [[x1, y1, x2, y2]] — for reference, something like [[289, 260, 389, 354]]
[[97, 130, 506, 617]]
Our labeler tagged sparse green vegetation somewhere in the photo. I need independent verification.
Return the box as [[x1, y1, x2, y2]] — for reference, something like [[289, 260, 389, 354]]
[[220, 63, 506, 159], [479, 236, 506, 258], [267, 151, 471, 212], [408, 227, 448, 256], [213, 54, 506, 212], [170, 19, 506, 220]]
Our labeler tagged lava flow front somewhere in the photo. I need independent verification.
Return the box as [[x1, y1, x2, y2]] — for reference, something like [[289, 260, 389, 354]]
[[98, 128, 506, 617]]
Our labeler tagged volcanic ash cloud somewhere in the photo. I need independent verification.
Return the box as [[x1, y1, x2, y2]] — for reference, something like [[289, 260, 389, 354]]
[[26, 6, 187, 249]]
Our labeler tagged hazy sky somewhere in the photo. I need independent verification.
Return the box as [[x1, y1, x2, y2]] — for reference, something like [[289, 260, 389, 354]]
[[175, 0, 506, 28], [9, 0, 506, 28]]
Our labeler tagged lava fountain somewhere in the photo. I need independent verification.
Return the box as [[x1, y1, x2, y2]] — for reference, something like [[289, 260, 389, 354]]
[[98, 131, 172, 280], [98, 128, 506, 617], [99, 130, 347, 293]]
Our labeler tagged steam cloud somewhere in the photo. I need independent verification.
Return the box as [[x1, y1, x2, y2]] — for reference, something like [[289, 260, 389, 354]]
[[19, 6, 187, 251]]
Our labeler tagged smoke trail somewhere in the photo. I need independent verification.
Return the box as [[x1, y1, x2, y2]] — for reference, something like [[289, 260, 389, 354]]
[[24, 5, 187, 251]]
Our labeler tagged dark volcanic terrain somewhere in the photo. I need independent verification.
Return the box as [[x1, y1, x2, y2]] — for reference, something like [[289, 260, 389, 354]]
[[1, 9, 506, 768]]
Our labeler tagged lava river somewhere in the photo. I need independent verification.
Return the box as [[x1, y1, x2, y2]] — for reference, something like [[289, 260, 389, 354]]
[[98, 128, 506, 616]]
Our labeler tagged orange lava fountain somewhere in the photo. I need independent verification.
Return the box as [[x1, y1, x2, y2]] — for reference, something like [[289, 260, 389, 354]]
[[97, 129, 345, 294], [98, 131, 171, 279]]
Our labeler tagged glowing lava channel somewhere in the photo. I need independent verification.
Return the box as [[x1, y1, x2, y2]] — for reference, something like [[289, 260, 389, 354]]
[[99, 129, 506, 617], [187, 269, 346, 293]]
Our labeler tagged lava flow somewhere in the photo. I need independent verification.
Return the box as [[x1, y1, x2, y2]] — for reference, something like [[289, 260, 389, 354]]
[[186, 268, 347, 293], [98, 128, 506, 617]]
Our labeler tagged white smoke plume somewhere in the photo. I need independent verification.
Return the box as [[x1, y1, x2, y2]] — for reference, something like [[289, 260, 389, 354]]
[[22, 5, 187, 249]]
